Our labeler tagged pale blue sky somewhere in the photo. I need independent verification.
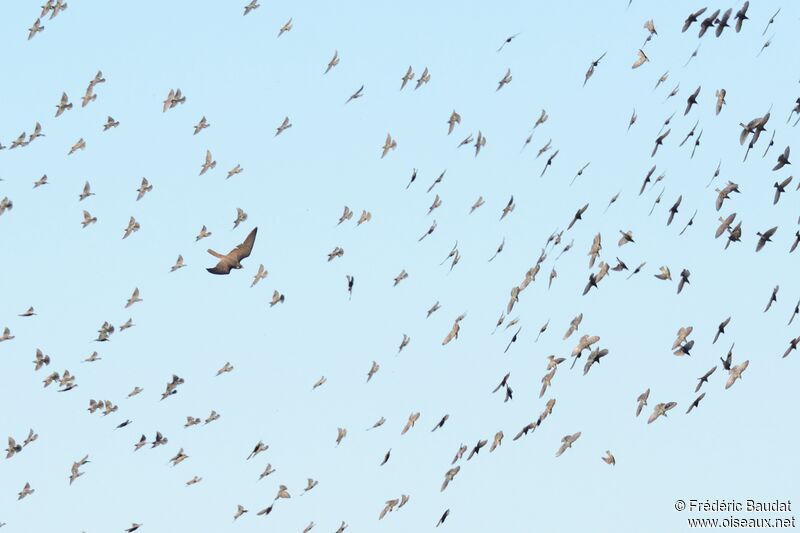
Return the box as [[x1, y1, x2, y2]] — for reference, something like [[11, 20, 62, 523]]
[[1, 1, 799, 532]]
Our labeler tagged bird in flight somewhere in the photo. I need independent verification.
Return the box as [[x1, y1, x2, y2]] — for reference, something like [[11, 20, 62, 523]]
[[206, 228, 258, 275]]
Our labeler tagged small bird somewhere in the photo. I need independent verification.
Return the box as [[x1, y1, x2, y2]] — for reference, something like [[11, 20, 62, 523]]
[[270, 290, 285, 307], [226, 165, 243, 179], [635, 388, 650, 417], [631, 49, 649, 69], [602, 451, 616, 466], [247, 441, 268, 460], [695, 366, 717, 393], [496, 68, 512, 91], [55, 92, 72, 117], [345, 85, 364, 104], [755, 227, 778, 252], [474, 131, 486, 157], [170, 255, 186, 272], [336, 427, 347, 445], [325, 50, 339, 73], [199, 150, 216, 175], [715, 89, 726, 115], [251, 264, 268, 287], [725, 360, 749, 389], [232, 208, 249, 229], [677, 269, 691, 294], [652, 129, 670, 157], [647, 402, 677, 424], [193, 116, 210, 135], [772, 146, 791, 171], [713, 317, 731, 344], [686, 393, 706, 414], [401, 412, 420, 435], [18, 482, 34, 500], [765, 285, 779, 312], [79, 181, 95, 201], [497, 33, 520, 52], [275, 116, 292, 136], [68, 138, 86, 155], [381, 133, 397, 158], [196, 225, 212, 241], [584, 52, 607, 86], [400, 66, 414, 90], [277, 18, 293, 38], [447, 110, 461, 135], [243, 0, 259, 16], [233, 504, 248, 520], [415, 67, 430, 89], [103, 116, 120, 131], [81, 210, 98, 229], [122, 217, 140, 240], [136, 178, 153, 201], [555, 432, 581, 457], [125, 287, 142, 308]]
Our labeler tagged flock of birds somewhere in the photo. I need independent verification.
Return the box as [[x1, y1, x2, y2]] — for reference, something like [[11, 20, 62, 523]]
[[2, 1, 800, 531]]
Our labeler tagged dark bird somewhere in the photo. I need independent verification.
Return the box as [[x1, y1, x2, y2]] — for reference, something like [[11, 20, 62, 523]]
[[755, 226, 777, 252], [734, 2, 749, 32], [206, 227, 257, 275], [437, 509, 450, 527], [698, 9, 720, 37], [667, 195, 682, 226], [695, 367, 716, 393], [682, 7, 708, 32], [772, 146, 791, 171], [773, 176, 792, 204], [652, 129, 670, 157], [713, 317, 730, 344], [686, 393, 706, 414], [764, 285, 779, 313], [497, 33, 520, 52], [684, 86, 700, 115]]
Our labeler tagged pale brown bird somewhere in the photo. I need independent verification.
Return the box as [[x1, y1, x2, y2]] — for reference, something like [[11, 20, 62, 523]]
[[725, 360, 749, 389], [635, 388, 650, 417], [631, 49, 649, 69], [125, 287, 142, 308], [103, 116, 120, 131], [401, 412, 420, 435], [122, 217, 140, 240], [555, 432, 581, 457], [400, 66, 414, 90], [447, 110, 461, 135], [277, 18, 293, 37], [381, 133, 397, 158], [68, 138, 86, 155], [602, 450, 616, 465], [81, 210, 97, 228], [325, 50, 339, 73], [251, 264, 267, 287], [199, 150, 216, 175], [193, 116, 210, 135], [415, 67, 430, 89], [170, 255, 186, 272]]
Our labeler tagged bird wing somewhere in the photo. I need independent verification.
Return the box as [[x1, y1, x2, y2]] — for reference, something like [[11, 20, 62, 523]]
[[229, 227, 258, 261]]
